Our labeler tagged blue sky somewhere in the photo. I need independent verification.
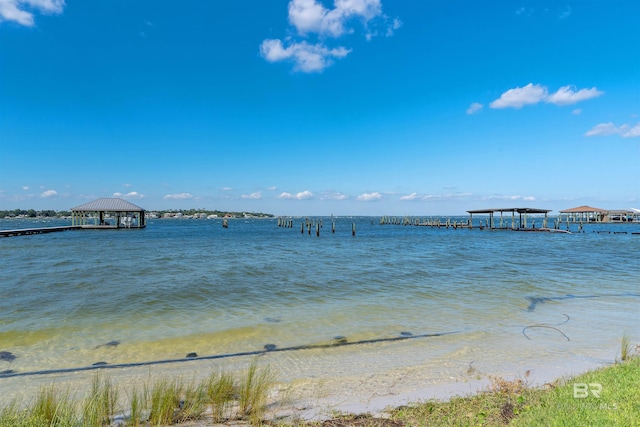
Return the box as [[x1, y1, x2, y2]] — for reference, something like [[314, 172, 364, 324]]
[[1, 0, 639, 216]]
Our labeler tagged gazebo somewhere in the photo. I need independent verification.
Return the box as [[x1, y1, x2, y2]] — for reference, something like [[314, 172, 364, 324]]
[[467, 208, 552, 229], [560, 205, 639, 223], [559, 205, 607, 223], [71, 198, 146, 229]]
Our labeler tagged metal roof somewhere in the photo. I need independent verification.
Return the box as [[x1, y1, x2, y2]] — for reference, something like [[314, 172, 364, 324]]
[[466, 208, 552, 214], [71, 198, 145, 212], [559, 205, 607, 213]]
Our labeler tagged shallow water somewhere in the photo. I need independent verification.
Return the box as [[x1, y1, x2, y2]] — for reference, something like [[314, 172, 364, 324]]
[[1, 217, 639, 412]]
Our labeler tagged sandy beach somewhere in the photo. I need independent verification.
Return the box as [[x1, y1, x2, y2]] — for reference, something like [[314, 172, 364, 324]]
[[0, 319, 620, 422]]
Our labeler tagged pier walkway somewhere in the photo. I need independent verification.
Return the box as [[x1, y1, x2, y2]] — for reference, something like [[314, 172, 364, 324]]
[[0, 225, 81, 237]]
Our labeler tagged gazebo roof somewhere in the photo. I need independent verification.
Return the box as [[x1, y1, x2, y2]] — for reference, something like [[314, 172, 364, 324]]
[[71, 198, 145, 212], [559, 205, 607, 213], [466, 207, 551, 214]]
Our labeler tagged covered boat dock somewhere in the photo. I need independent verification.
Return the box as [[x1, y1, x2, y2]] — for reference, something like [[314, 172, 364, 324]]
[[71, 198, 146, 229], [467, 208, 552, 230], [560, 205, 639, 223]]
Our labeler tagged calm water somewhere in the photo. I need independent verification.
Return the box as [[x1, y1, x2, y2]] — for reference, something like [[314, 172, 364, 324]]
[[1, 217, 639, 408]]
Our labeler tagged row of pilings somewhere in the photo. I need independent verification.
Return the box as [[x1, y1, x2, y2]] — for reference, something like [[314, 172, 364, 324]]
[[379, 215, 472, 229], [276, 216, 637, 235], [277, 217, 356, 236]]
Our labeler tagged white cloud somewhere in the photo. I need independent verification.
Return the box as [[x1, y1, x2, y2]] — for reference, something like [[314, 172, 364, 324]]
[[260, 39, 350, 72], [515, 7, 533, 16], [320, 191, 348, 200], [490, 83, 603, 109], [123, 183, 132, 188], [490, 83, 548, 109], [266, 186, 277, 191], [481, 195, 536, 201], [221, 187, 232, 191], [466, 102, 483, 115], [356, 192, 382, 201], [163, 192, 194, 200], [40, 189, 57, 198], [546, 85, 603, 105], [113, 191, 145, 199], [241, 191, 262, 200], [400, 192, 419, 201], [22, 185, 29, 190], [585, 122, 640, 138], [420, 193, 473, 201], [288, 0, 384, 38], [278, 190, 314, 200], [584, 122, 618, 137], [0, 0, 65, 27], [296, 190, 313, 199], [623, 123, 640, 138], [385, 17, 402, 37], [288, 0, 328, 35], [262, 0, 399, 72], [572, 109, 582, 115]]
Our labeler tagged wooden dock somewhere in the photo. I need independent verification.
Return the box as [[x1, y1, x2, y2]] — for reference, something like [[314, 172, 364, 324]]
[[0, 225, 81, 237]]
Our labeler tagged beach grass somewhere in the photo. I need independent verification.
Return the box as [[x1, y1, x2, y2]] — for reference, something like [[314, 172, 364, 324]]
[[1, 353, 639, 426], [619, 332, 633, 362], [0, 360, 274, 427], [82, 373, 118, 426], [205, 370, 236, 422], [238, 361, 274, 424]]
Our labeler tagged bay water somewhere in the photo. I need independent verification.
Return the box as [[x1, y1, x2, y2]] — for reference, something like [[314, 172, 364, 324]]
[[1, 217, 639, 413]]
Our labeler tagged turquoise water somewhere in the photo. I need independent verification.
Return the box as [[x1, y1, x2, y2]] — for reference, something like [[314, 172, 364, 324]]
[[1, 217, 639, 404]]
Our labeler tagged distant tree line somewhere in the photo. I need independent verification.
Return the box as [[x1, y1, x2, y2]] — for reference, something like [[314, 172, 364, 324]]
[[154, 209, 274, 218], [1, 209, 274, 219], [1, 209, 72, 218]]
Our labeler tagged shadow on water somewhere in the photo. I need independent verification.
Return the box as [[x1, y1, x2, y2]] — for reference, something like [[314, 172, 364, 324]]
[[525, 293, 640, 312], [0, 329, 462, 379]]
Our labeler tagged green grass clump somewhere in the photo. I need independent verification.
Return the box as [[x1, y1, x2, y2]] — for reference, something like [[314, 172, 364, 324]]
[[206, 370, 236, 422], [238, 361, 275, 425], [30, 385, 77, 426], [147, 379, 181, 425], [125, 386, 145, 427], [175, 380, 208, 423], [0, 362, 276, 426], [82, 373, 119, 426], [619, 332, 633, 362]]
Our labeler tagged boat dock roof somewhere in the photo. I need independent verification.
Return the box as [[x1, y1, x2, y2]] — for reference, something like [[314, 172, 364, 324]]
[[466, 208, 552, 214]]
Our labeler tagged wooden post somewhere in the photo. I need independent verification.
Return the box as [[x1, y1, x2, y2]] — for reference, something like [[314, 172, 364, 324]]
[[352, 223, 356, 236], [332, 221, 335, 233], [316, 223, 320, 237]]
